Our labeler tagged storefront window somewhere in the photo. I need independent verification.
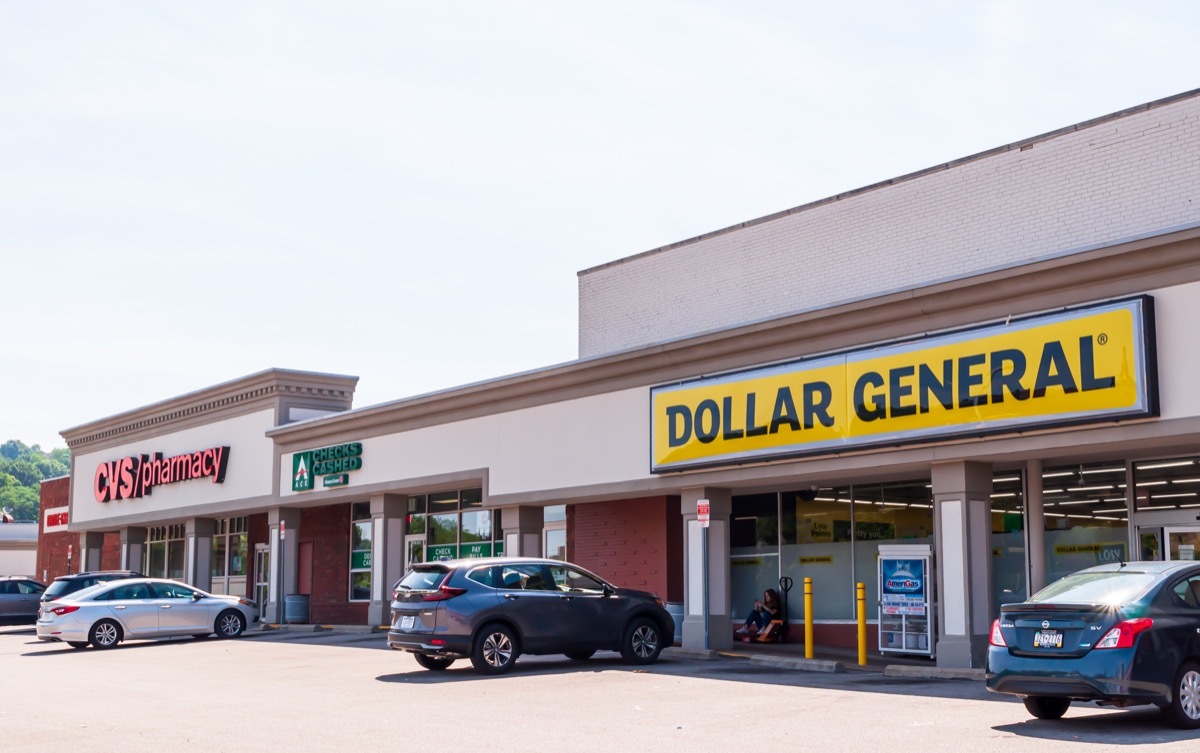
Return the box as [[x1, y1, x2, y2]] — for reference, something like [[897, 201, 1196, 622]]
[[211, 517, 249, 582], [145, 524, 185, 579], [545, 529, 566, 561], [461, 510, 491, 542], [420, 488, 495, 560], [148, 542, 165, 577], [544, 504, 567, 560], [406, 495, 427, 535], [1134, 456, 1200, 512], [350, 503, 372, 601], [991, 471, 1026, 612], [733, 480, 932, 624], [212, 536, 227, 578], [1040, 461, 1129, 586], [1134, 456, 1200, 562]]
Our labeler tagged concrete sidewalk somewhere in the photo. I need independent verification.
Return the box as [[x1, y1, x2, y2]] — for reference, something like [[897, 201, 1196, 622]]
[[250, 622, 983, 680]]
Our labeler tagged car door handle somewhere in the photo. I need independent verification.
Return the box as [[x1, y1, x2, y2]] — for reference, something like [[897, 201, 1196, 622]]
[[161, 605, 172, 609], [559, 595, 575, 601], [113, 605, 126, 610], [503, 594, 521, 600]]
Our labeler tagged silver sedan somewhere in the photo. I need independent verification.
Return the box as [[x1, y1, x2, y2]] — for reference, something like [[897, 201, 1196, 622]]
[[36, 578, 258, 650]]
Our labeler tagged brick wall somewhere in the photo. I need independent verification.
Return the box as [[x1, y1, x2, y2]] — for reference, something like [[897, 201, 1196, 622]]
[[567, 496, 682, 602], [36, 476, 125, 581], [579, 91, 1200, 357], [300, 503, 368, 625]]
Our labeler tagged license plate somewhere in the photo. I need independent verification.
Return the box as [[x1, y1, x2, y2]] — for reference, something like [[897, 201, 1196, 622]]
[[1033, 630, 1063, 648], [400, 615, 415, 630]]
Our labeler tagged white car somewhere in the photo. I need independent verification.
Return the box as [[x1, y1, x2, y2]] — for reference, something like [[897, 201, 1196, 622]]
[[36, 577, 258, 650]]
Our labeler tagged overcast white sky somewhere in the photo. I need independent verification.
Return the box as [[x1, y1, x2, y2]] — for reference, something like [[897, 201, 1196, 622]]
[[2, 2, 1198, 451]]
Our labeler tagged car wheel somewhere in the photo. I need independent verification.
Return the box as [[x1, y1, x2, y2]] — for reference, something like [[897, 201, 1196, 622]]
[[1163, 661, 1200, 729], [565, 650, 596, 661], [215, 610, 246, 639], [413, 654, 456, 671], [1022, 696, 1070, 720], [89, 619, 122, 650], [620, 617, 663, 665], [67, 641, 88, 650], [471, 623, 519, 674]]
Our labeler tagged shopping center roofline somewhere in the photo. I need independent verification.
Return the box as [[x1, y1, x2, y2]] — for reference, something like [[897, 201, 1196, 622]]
[[578, 87, 1200, 277], [268, 222, 1200, 447], [61, 368, 359, 449]]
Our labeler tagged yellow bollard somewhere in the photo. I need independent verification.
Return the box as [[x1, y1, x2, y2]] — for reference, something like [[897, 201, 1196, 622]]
[[856, 582, 867, 666], [804, 577, 813, 659]]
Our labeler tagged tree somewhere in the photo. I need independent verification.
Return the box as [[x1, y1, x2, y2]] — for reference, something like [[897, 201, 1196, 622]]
[[0, 472, 39, 522], [0, 458, 41, 487], [0, 439, 27, 460], [0, 440, 72, 522]]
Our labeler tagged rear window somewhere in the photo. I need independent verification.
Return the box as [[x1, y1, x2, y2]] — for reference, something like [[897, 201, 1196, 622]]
[[395, 567, 449, 592], [1030, 571, 1158, 606], [44, 580, 77, 598]]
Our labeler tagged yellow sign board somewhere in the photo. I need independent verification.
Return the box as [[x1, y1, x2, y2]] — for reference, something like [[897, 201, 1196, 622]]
[[651, 298, 1155, 472]]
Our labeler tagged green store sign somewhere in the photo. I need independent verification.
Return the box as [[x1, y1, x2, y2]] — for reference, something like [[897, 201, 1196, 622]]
[[351, 550, 372, 570], [292, 442, 363, 492]]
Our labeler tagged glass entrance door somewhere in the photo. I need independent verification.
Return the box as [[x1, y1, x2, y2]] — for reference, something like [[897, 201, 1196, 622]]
[[404, 534, 424, 572], [1165, 526, 1200, 562], [254, 545, 270, 615]]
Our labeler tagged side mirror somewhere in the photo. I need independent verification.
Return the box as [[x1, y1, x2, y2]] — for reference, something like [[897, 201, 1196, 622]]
[[192, 592, 204, 601], [602, 583, 615, 597]]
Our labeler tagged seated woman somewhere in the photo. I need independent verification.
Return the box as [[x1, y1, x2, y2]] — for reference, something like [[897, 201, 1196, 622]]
[[736, 588, 782, 637]]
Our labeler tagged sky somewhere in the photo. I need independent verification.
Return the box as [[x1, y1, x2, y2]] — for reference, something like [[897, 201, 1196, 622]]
[[2, 2, 1199, 452]]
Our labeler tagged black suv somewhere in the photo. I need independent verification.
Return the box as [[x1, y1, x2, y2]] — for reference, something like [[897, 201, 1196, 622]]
[[387, 557, 674, 674], [41, 571, 144, 603]]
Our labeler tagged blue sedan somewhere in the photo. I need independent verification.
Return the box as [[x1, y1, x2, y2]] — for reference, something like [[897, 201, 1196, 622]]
[[986, 561, 1200, 728]]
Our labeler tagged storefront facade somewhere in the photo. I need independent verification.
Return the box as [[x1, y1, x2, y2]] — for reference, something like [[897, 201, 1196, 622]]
[[44, 89, 1200, 668]]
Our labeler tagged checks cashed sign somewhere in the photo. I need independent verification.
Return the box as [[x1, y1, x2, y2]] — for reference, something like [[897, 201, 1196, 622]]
[[651, 297, 1157, 472], [292, 442, 364, 492]]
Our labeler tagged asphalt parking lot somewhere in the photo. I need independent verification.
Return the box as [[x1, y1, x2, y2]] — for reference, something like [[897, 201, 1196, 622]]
[[2, 625, 1197, 753]]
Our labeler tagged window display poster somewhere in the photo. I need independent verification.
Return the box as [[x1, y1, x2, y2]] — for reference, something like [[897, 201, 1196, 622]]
[[881, 558, 927, 616]]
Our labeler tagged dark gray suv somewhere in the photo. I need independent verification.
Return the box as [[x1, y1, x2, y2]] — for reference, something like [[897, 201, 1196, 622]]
[[387, 557, 674, 674]]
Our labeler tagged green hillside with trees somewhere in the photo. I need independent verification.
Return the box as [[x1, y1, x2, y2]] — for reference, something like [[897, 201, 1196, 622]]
[[0, 440, 70, 522]]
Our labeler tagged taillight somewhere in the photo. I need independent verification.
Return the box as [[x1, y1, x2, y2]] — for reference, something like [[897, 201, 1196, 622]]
[[989, 619, 1007, 647], [1094, 617, 1153, 649], [421, 585, 467, 602], [51, 605, 79, 616]]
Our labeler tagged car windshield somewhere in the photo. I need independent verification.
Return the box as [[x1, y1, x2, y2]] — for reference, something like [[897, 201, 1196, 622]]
[[1029, 571, 1158, 606], [395, 567, 449, 591]]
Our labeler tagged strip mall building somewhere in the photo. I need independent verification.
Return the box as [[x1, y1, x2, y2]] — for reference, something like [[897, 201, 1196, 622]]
[[38, 90, 1200, 668]]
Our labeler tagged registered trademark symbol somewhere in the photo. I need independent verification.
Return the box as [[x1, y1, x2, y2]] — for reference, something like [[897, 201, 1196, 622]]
[[1097, 333, 1108, 345]]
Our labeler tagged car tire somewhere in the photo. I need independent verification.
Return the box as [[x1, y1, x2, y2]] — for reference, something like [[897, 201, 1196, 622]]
[[67, 641, 88, 650], [215, 610, 246, 639], [89, 619, 122, 650], [620, 616, 663, 665], [471, 623, 519, 674], [565, 650, 596, 661], [1163, 661, 1200, 729], [1022, 696, 1070, 720], [413, 654, 456, 671]]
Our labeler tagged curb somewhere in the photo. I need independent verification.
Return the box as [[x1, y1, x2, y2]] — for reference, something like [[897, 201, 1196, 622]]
[[663, 646, 719, 661], [750, 654, 844, 673], [884, 665, 985, 681]]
